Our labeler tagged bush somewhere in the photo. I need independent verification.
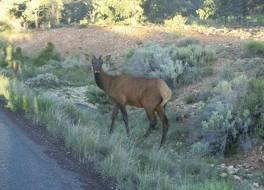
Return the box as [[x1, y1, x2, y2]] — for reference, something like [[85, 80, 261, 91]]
[[123, 42, 216, 88], [86, 84, 111, 113], [169, 44, 216, 67], [175, 38, 200, 47], [164, 14, 187, 32], [241, 78, 264, 138], [198, 75, 253, 154], [79, 19, 89, 27], [25, 73, 60, 88], [123, 43, 185, 88], [242, 41, 264, 57], [34, 42, 61, 66], [184, 93, 197, 104]]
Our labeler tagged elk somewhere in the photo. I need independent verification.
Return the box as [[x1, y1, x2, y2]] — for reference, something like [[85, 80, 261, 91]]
[[87, 55, 172, 147]]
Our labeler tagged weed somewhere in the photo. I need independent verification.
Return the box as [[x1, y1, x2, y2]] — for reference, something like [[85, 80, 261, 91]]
[[184, 93, 197, 104], [34, 42, 61, 66], [242, 41, 264, 57], [25, 73, 60, 88]]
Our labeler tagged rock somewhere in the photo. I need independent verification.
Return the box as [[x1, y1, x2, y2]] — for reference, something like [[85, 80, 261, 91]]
[[227, 165, 239, 175], [220, 163, 226, 168], [253, 182, 259, 188], [233, 175, 241, 181], [220, 172, 228, 178]]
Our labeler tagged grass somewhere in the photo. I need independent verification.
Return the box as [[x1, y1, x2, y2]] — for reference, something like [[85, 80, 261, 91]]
[[0, 73, 238, 189], [184, 93, 197, 104], [242, 41, 264, 57], [0, 41, 260, 190]]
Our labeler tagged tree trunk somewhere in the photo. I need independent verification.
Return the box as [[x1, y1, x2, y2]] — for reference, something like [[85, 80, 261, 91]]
[[34, 10, 39, 29]]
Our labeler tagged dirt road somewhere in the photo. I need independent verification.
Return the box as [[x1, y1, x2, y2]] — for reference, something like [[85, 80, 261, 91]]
[[0, 101, 110, 190]]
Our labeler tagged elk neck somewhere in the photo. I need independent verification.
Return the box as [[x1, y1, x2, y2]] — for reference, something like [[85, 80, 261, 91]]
[[94, 70, 112, 93]]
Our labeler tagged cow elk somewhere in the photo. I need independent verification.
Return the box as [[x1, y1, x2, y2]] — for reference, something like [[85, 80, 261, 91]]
[[87, 54, 172, 147]]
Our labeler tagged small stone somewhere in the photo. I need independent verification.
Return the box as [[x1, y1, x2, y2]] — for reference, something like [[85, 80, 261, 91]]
[[220, 172, 228, 178], [253, 182, 259, 188], [233, 175, 241, 181], [220, 163, 226, 168], [227, 165, 239, 174]]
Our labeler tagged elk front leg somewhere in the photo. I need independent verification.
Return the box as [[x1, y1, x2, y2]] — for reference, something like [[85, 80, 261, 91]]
[[120, 105, 130, 136], [110, 104, 119, 134]]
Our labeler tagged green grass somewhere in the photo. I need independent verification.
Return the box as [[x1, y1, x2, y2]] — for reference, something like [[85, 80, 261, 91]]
[[0, 42, 256, 190], [184, 93, 197, 104], [52, 66, 93, 86], [0, 74, 238, 189], [242, 41, 264, 57]]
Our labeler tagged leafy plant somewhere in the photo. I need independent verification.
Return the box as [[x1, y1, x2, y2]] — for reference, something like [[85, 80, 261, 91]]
[[242, 41, 264, 57], [25, 73, 60, 88], [86, 84, 111, 113], [34, 42, 61, 66], [123, 42, 216, 88], [164, 14, 187, 32]]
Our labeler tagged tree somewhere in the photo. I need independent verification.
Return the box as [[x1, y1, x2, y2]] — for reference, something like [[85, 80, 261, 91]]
[[23, 0, 64, 28], [0, 0, 26, 31], [91, 0, 144, 24], [196, 0, 216, 20]]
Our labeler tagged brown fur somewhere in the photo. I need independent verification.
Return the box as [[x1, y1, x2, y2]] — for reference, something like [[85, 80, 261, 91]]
[[90, 55, 172, 147]]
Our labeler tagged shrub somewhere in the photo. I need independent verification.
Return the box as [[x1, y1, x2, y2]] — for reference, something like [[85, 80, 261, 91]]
[[25, 73, 60, 88], [169, 44, 216, 67], [0, 41, 7, 67], [184, 93, 197, 104], [164, 14, 187, 32], [86, 84, 111, 113], [198, 75, 254, 154], [242, 41, 264, 57], [79, 19, 89, 27], [34, 42, 61, 66], [175, 38, 200, 47], [122, 43, 184, 88], [241, 78, 264, 138], [123, 43, 216, 88]]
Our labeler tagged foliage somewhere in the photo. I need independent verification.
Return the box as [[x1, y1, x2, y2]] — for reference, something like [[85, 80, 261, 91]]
[[164, 14, 187, 32], [123, 42, 215, 88], [62, 0, 91, 24], [91, 0, 144, 24], [85, 84, 111, 112], [79, 19, 89, 27], [184, 93, 197, 104], [122, 43, 184, 88], [23, 0, 64, 28], [197, 75, 264, 154], [176, 38, 200, 47], [34, 42, 61, 66], [169, 44, 216, 67], [25, 73, 60, 88], [242, 41, 264, 57], [142, 0, 199, 23], [196, 0, 216, 20], [241, 78, 264, 138]]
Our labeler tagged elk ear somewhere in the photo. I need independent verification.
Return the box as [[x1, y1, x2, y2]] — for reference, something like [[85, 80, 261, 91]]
[[105, 55, 111, 61], [85, 53, 91, 61]]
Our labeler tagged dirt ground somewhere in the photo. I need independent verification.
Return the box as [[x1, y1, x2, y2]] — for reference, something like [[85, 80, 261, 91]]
[[6, 25, 248, 62]]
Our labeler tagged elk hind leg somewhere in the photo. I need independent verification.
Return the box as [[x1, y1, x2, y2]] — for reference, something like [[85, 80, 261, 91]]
[[157, 106, 169, 147], [144, 109, 157, 138]]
